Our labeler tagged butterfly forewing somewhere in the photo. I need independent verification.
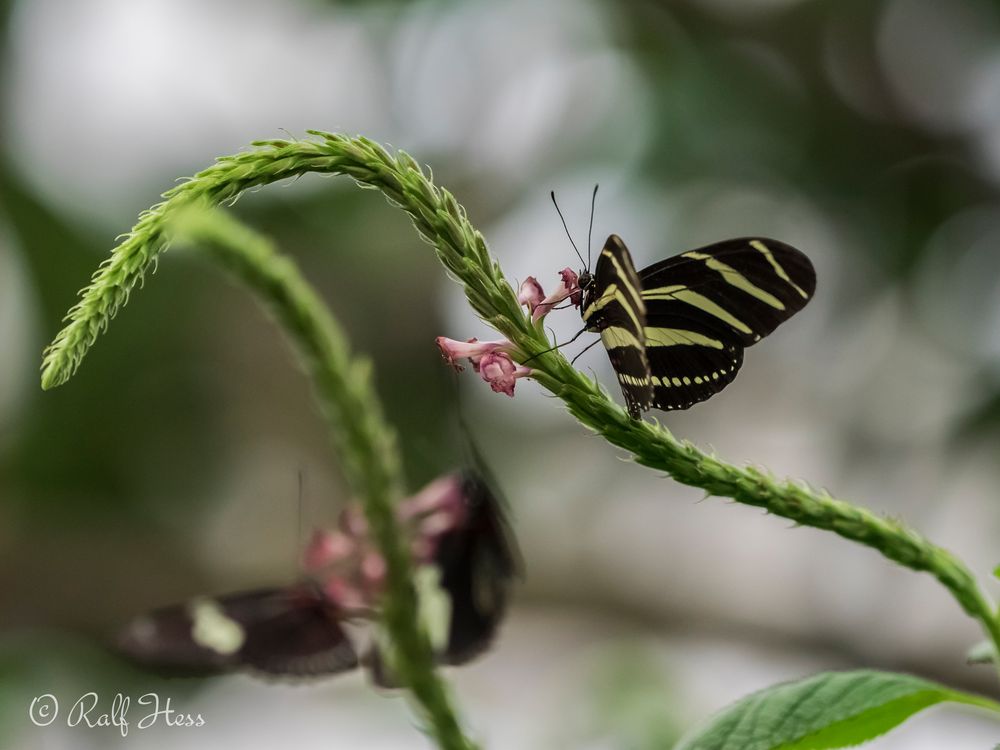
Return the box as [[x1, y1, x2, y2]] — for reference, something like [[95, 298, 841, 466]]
[[116, 585, 358, 678], [639, 237, 815, 346], [581, 234, 653, 418]]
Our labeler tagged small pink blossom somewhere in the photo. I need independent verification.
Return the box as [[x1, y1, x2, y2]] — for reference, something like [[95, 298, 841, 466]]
[[338, 505, 368, 538], [398, 474, 468, 561], [303, 529, 356, 573], [532, 267, 583, 321], [359, 551, 387, 587], [399, 474, 466, 525], [559, 268, 582, 308], [435, 336, 512, 372], [517, 277, 545, 314], [478, 351, 533, 397], [306, 472, 476, 610]]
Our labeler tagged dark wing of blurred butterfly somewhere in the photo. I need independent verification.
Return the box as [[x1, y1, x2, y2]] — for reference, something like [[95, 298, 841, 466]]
[[367, 456, 521, 687], [115, 583, 358, 678], [439, 467, 521, 664]]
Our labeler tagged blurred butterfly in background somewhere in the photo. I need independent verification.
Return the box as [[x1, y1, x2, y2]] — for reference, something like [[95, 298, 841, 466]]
[[115, 466, 520, 682]]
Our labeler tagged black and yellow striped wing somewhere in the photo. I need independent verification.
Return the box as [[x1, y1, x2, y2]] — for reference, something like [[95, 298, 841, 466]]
[[639, 237, 815, 411], [581, 235, 653, 418]]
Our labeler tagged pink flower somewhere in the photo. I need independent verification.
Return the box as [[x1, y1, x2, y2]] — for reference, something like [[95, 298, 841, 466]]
[[399, 474, 466, 524], [517, 277, 545, 314], [306, 473, 475, 609], [478, 351, 533, 397], [435, 336, 512, 372], [399, 474, 468, 558], [338, 505, 368, 537], [303, 529, 356, 573], [559, 268, 582, 308], [359, 551, 387, 588], [532, 267, 582, 321]]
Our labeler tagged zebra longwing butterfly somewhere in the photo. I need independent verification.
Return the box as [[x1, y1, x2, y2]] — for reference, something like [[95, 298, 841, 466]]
[[114, 468, 519, 681], [579, 234, 815, 418]]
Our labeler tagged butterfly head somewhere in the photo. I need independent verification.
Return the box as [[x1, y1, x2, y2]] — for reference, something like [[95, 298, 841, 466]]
[[578, 269, 594, 291]]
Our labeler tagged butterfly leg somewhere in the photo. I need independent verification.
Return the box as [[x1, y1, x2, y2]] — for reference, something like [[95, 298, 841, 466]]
[[521, 326, 588, 365], [569, 339, 601, 366]]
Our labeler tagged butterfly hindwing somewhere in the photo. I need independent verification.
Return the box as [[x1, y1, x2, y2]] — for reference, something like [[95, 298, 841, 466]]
[[116, 585, 358, 678], [645, 334, 744, 411], [582, 234, 653, 418]]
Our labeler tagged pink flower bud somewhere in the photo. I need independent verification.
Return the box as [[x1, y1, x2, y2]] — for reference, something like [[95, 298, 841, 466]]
[[559, 267, 582, 308], [303, 529, 356, 573], [338, 505, 368, 538], [517, 277, 545, 314], [399, 474, 463, 518], [360, 551, 387, 587], [478, 352, 533, 397]]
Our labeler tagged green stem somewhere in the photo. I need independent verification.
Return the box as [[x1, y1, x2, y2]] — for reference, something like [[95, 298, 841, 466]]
[[41, 132, 1000, 679], [167, 205, 477, 750]]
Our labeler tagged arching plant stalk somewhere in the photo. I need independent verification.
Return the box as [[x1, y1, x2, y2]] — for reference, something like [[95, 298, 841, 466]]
[[41, 132, 1000, 683], [167, 205, 477, 750]]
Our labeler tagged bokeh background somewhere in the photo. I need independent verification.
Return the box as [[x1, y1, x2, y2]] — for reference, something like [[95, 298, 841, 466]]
[[4, 0, 1000, 747]]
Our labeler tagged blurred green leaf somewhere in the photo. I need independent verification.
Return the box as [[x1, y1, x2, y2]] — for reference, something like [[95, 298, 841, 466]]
[[675, 670, 1000, 750]]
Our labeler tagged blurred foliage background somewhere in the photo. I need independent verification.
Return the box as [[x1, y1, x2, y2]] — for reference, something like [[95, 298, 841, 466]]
[[4, 0, 1000, 747]]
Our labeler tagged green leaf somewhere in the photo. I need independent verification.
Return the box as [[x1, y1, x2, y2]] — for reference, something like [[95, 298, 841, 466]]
[[675, 670, 1000, 750], [993, 564, 1000, 581]]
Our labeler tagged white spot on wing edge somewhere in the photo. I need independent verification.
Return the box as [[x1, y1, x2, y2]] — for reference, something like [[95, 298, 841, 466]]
[[189, 597, 246, 655]]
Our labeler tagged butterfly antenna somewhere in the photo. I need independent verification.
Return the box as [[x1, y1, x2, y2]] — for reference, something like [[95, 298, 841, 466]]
[[587, 184, 599, 269], [551, 190, 587, 269]]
